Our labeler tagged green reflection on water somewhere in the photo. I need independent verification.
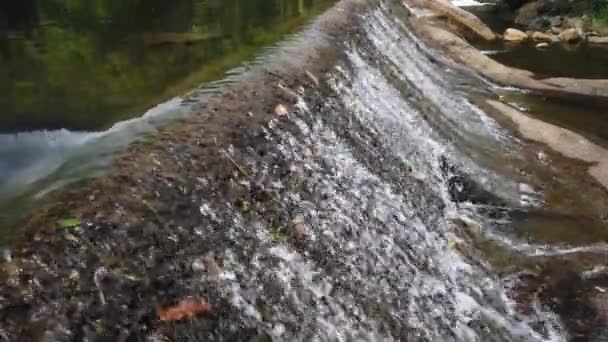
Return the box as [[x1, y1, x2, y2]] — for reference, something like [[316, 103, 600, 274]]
[[0, 0, 335, 133]]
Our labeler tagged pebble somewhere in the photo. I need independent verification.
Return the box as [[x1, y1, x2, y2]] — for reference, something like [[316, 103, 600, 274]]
[[204, 253, 222, 281], [275, 104, 288, 116]]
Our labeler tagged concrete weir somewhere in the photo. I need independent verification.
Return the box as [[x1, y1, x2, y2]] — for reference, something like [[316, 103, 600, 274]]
[[1, 0, 608, 341]]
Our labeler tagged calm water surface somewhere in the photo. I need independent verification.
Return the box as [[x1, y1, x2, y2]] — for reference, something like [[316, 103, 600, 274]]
[[0, 0, 335, 232], [0, 0, 334, 133]]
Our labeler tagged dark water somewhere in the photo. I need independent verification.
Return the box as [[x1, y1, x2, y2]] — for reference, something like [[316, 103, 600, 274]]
[[499, 90, 608, 148], [0, 0, 334, 133], [467, 4, 608, 79], [479, 40, 608, 79]]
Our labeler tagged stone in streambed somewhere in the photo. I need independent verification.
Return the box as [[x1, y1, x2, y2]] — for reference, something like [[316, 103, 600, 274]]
[[274, 104, 288, 116], [550, 26, 562, 35], [536, 42, 549, 49], [549, 16, 563, 28], [559, 28, 583, 43], [413, 0, 496, 41], [532, 31, 552, 42], [589, 36, 608, 44], [503, 28, 529, 42]]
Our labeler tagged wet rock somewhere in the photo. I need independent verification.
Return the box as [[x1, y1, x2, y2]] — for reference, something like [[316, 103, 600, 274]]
[[514, 0, 545, 26], [292, 223, 306, 240], [559, 28, 582, 43], [531, 31, 551, 42], [527, 17, 549, 31], [548, 16, 563, 28], [277, 83, 298, 103], [191, 258, 206, 273], [539, 269, 608, 340], [416, 0, 496, 40], [274, 104, 288, 116], [503, 28, 529, 42], [589, 36, 608, 44], [291, 213, 307, 240], [550, 26, 562, 35], [535, 42, 549, 49], [0, 248, 11, 263], [204, 253, 222, 281], [302, 147, 314, 158]]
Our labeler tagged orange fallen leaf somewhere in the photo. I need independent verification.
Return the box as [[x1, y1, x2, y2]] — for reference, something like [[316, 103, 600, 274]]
[[156, 298, 213, 322]]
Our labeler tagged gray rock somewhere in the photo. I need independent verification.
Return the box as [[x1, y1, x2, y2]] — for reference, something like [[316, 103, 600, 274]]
[[528, 17, 549, 31]]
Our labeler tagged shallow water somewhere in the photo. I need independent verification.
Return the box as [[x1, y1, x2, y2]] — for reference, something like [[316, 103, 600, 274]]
[[479, 40, 608, 79]]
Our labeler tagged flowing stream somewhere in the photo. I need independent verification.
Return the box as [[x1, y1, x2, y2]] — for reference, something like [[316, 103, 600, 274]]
[[189, 2, 608, 340], [2, 0, 608, 341]]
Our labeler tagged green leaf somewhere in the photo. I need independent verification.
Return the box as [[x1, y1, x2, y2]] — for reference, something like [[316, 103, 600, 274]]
[[57, 217, 81, 229]]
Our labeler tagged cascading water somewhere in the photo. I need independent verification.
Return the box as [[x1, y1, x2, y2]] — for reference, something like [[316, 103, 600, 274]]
[[4, 0, 608, 341], [187, 3, 569, 341]]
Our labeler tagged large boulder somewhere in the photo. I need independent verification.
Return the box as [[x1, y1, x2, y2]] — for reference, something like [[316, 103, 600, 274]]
[[504, 28, 529, 41], [515, 0, 546, 26], [411, 0, 496, 41], [559, 28, 582, 43]]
